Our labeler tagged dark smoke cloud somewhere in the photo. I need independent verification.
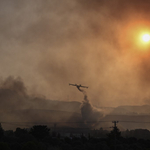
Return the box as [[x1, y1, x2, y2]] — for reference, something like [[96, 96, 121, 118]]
[[81, 92, 104, 122], [77, 88, 104, 126], [0, 76, 105, 130], [69, 85, 104, 124], [79, 0, 150, 16], [0, 77, 83, 129], [0, 76, 29, 111]]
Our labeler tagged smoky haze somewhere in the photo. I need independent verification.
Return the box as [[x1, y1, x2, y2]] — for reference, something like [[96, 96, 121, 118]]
[[0, 76, 105, 130], [1, 0, 150, 110], [81, 90, 104, 122]]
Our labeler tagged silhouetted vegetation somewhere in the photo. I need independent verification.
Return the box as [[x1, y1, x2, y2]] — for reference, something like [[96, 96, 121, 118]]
[[1, 124, 150, 149], [30, 125, 50, 140], [0, 123, 4, 140]]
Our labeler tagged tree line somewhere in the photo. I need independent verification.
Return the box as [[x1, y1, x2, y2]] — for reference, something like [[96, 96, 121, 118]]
[[0, 124, 150, 150]]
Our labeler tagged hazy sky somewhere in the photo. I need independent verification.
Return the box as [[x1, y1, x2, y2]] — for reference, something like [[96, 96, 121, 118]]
[[1, 0, 150, 107]]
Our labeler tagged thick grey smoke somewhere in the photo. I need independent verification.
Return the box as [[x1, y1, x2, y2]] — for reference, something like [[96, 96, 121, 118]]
[[37, 0, 150, 107], [0, 77, 83, 130], [0, 76, 105, 129], [80, 89, 104, 123], [1, 0, 150, 109]]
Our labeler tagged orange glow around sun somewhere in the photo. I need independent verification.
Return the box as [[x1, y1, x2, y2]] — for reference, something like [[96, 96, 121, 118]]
[[119, 20, 150, 53]]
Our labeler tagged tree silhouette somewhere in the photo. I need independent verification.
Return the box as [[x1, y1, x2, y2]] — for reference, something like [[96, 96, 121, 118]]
[[108, 126, 121, 140], [0, 123, 4, 140], [0, 142, 10, 150], [15, 128, 28, 137], [30, 125, 50, 140], [22, 141, 38, 150]]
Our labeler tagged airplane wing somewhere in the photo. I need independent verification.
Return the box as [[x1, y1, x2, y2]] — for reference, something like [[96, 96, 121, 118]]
[[80, 85, 88, 88], [69, 83, 77, 86]]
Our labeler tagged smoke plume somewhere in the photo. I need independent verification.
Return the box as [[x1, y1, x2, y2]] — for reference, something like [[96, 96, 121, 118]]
[[0, 76, 106, 129], [80, 89, 104, 123], [0, 77, 83, 130]]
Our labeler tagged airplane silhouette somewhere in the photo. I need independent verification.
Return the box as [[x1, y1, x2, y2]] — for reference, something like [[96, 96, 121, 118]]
[[69, 83, 88, 92]]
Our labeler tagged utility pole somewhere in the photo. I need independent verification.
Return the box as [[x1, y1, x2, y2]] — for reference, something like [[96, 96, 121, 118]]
[[112, 121, 119, 150]]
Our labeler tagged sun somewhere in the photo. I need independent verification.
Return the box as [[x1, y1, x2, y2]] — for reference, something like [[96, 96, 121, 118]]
[[118, 20, 150, 53], [142, 34, 150, 42]]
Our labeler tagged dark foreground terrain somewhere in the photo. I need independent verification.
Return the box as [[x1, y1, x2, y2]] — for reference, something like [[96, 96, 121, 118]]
[[0, 124, 150, 150]]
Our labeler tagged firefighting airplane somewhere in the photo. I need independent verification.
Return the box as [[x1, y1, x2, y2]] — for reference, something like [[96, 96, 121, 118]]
[[69, 83, 88, 92]]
